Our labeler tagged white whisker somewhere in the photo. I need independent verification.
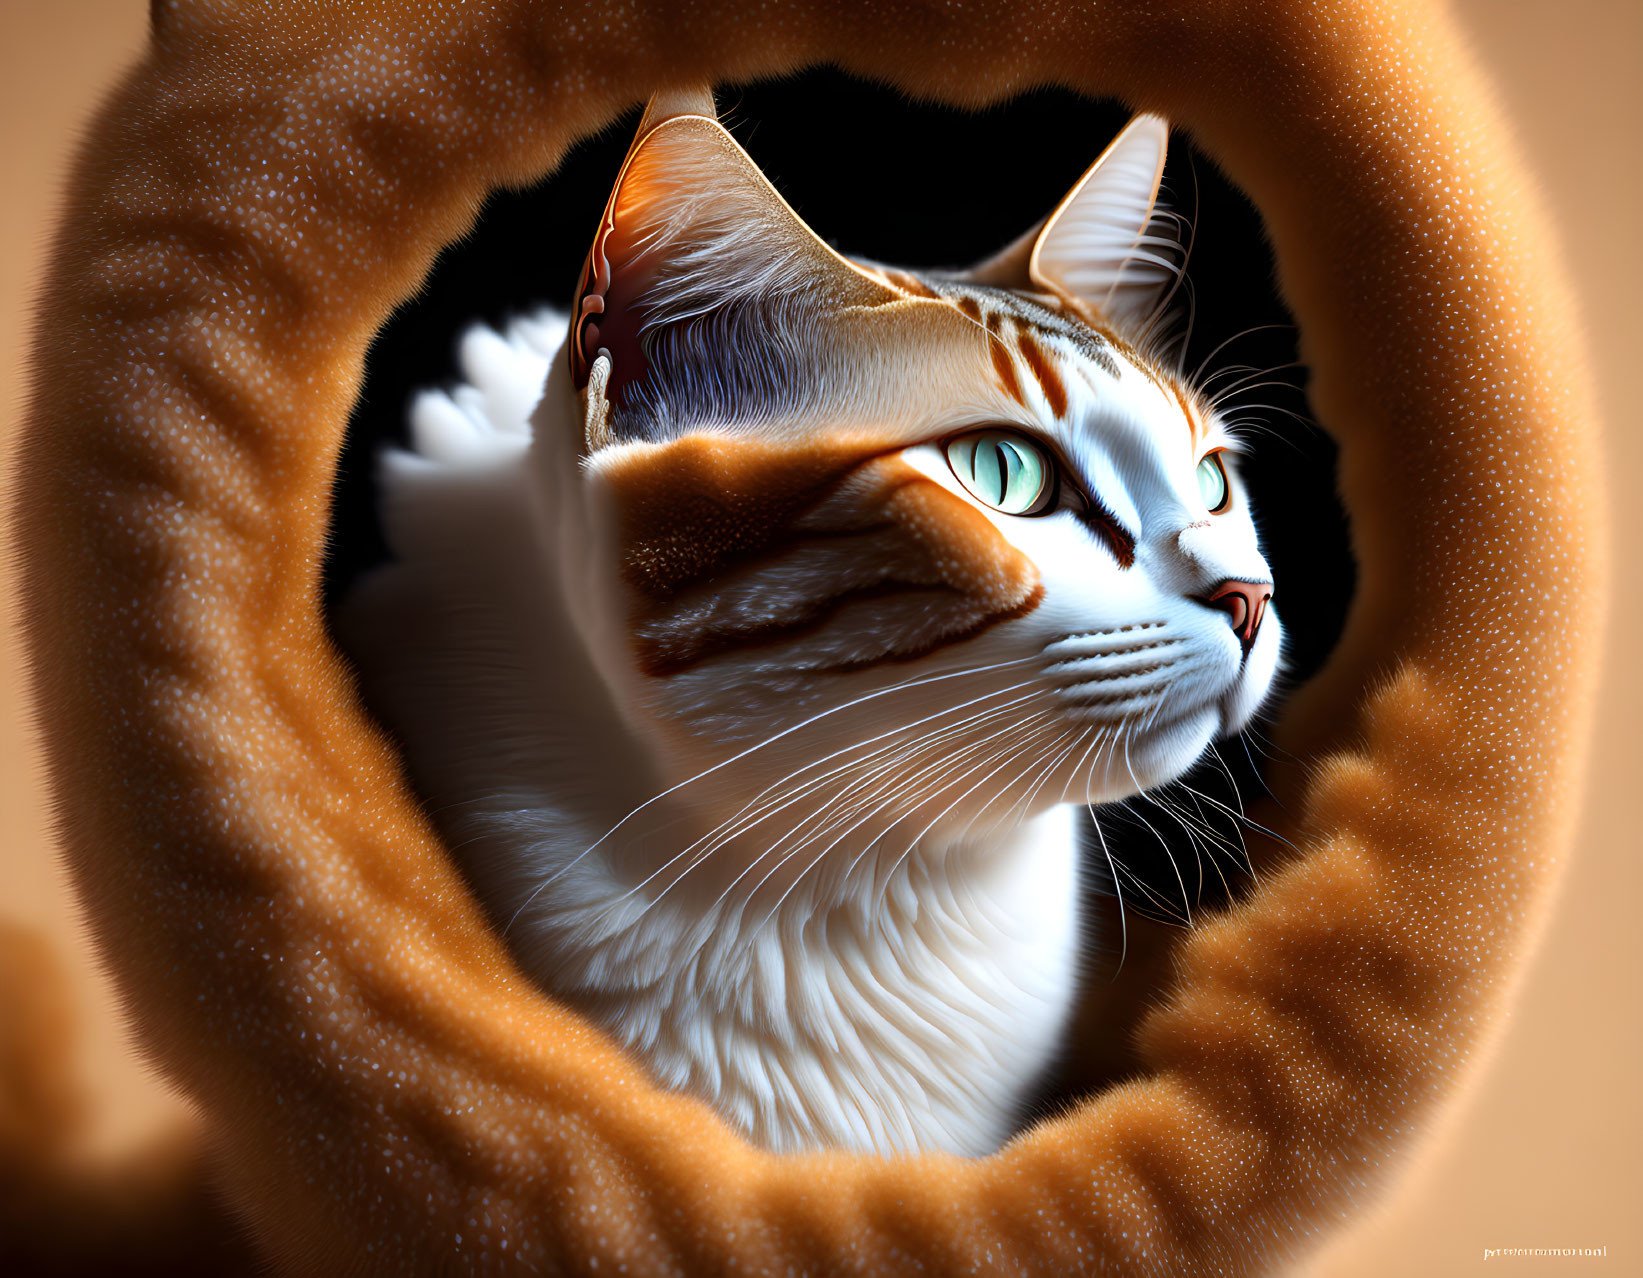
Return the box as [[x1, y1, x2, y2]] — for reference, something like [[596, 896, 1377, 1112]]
[[604, 681, 1051, 920], [500, 655, 1041, 935], [740, 712, 1061, 949]]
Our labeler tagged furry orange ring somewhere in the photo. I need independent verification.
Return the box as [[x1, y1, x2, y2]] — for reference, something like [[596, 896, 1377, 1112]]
[[14, 1, 1601, 1272]]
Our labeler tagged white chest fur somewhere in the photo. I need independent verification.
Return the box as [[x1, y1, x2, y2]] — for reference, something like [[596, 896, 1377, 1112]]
[[530, 806, 1083, 1156]]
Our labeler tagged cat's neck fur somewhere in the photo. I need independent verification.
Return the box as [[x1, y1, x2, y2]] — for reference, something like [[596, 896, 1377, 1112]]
[[512, 798, 1082, 1155], [347, 325, 1083, 1155]]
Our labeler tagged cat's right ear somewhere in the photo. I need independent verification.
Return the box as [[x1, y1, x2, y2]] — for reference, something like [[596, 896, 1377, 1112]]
[[966, 114, 1180, 333], [569, 88, 896, 447]]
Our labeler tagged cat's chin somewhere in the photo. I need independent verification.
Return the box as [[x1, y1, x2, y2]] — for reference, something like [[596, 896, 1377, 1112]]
[[1082, 706, 1223, 804]]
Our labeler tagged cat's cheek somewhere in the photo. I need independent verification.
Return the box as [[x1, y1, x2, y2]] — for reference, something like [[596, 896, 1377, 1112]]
[[1082, 709, 1221, 801]]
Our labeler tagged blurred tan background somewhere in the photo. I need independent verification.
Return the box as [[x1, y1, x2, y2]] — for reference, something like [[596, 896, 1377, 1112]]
[[1, 3, 1635, 1273]]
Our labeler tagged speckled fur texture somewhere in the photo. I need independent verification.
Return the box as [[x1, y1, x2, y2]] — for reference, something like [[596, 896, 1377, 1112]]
[[6, 0, 1602, 1274]]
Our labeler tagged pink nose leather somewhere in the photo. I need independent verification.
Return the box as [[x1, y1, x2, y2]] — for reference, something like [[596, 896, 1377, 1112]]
[[1199, 579, 1273, 653]]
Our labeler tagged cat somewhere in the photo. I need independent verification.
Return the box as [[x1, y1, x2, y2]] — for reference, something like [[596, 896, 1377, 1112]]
[[341, 87, 1281, 1158]]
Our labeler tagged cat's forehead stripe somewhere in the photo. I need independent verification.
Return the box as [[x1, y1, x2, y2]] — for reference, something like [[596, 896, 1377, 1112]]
[[918, 275, 1207, 447], [983, 311, 1028, 409], [1014, 330, 1069, 419], [935, 280, 1122, 378]]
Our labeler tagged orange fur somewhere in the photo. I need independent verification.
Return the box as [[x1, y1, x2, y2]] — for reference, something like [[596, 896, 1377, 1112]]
[[10, 1, 1601, 1273], [609, 438, 1041, 673], [604, 435, 874, 600]]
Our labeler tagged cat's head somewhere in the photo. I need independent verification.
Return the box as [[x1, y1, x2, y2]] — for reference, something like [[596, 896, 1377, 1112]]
[[542, 90, 1281, 862]]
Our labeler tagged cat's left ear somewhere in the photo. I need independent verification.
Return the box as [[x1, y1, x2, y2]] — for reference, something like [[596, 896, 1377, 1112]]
[[968, 114, 1178, 331], [568, 84, 897, 447]]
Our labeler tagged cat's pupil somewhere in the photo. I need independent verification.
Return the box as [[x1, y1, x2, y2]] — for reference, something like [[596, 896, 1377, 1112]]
[[978, 440, 1009, 504]]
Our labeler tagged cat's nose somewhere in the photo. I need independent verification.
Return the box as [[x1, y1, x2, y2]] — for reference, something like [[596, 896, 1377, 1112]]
[[1195, 579, 1273, 654]]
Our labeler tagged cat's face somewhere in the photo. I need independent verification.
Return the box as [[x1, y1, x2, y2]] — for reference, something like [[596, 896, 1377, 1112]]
[[551, 96, 1280, 867]]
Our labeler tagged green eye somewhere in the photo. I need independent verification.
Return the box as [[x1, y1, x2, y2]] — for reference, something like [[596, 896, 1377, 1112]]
[[945, 430, 1053, 516], [1197, 452, 1230, 513]]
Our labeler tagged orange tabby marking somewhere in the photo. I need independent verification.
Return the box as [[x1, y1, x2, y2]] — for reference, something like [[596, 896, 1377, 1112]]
[[608, 438, 1041, 674]]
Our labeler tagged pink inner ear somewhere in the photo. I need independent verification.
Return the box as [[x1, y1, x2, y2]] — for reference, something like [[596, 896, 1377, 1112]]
[[573, 197, 661, 407], [566, 112, 903, 416]]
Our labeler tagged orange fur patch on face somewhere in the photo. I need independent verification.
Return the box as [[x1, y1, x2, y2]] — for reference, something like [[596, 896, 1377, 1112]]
[[599, 435, 870, 600], [602, 439, 1042, 675], [873, 458, 1039, 614]]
